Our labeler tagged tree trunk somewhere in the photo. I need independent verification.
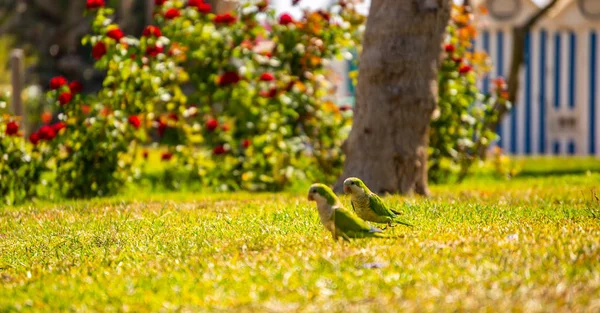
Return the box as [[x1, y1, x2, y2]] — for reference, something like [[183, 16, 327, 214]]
[[335, 0, 451, 196]]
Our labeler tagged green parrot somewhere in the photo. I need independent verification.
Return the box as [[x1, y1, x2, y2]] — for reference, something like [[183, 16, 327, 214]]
[[307, 183, 389, 240], [343, 177, 413, 228]]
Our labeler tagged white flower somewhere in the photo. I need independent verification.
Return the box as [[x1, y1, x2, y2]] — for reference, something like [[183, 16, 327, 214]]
[[280, 94, 292, 105], [295, 43, 305, 53], [58, 113, 66, 121], [192, 123, 201, 131], [157, 36, 170, 46], [160, 93, 172, 102], [269, 58, 281, 67], [176, 145, 184, 152], [343, 51, 353, 60], [242, 5, 258, 15]]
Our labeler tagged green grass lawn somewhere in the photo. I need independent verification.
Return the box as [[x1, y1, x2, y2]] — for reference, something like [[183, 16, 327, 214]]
[[2, 158, 600, 312]]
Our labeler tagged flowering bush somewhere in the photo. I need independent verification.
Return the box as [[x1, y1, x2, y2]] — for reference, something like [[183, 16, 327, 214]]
[[429, 4, 510, 183], [81, 0, 363, 191], [0, 116, 50, 205], [37, 77, 138, 198]]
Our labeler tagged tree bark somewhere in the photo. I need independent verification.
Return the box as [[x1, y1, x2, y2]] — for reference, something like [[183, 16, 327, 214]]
[[335, 0, 451, 196]]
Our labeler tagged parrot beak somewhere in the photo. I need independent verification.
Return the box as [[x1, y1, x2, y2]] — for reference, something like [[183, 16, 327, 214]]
[[343, 185, 351, 194]]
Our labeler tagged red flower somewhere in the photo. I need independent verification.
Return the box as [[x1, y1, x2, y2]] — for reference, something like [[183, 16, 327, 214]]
[[41, 112, 52, 124], [168, 112, 179, 121], [29, 132, 40, 145], [316, 10, 330, 21], [52, 122, 67, 133], [452, 57, 463, 64], [157, 119, 167, 136], [58, 92, 72, 105], [218, 71, 240, 86], [49, 76, 68, 90], [81, 105, 91, 115], [444, 44, 455, 53], [292, 0, 301, 5], [493, 77, 506, 88], [339, 105, 352, 112], [257, 0, 269, 11], [107, 28, 124, 41], [142, 150, 149, 159], [92, 41, 107, 60], [69, 81, 83, 94], [128, 115, 141, 129], [214, 13, 237, 25], [5, 121, 19, 136], [213, 145, 226, 155], [155, 0, 166, 5], [165, 8, 181, 19], [39, 125, 56, 141], [142, 25, 162, 37], [458, 64, 472, 74], [206, 119, 219, 131], [259, 72, 275, 81], [221, 124, 230, 131], [146, 44, 164, 57], [197, 3, 211, 13], [161, 152, 173, 161], [86, 0, 105, 9], [279, 13, 294, 25], [259, 88, 277, 98], [242, 139, 251, 148]]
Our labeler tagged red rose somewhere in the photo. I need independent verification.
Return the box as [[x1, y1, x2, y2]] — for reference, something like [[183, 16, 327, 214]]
[[29, 132, 40, 145], [242, 139, 251, 148], [452, 57, 463, 64], [214, 13, 237, 25], [128, 115, 141, 129], [493, 77, 506, 88], [218, 71, 240, 86], [142, 25, 162, 37], [107, 28, 124, 41], [213, 145, 226, 155], [165, 8, 181, 19], [444, 44, 455, 53], [146, 44, 164, 57], [168, 112, 179, 121], [259, 72, 275, 81], [49, 76, 68, 90], [142, 150, 149, 159], [317, 10, 330, 21], [41, 112, 52, 124], [52, 122, 67, 133], [69, 81, 83, 94], [206, 119, 219, 131], [58, 92, 72, 105], [259, 88, 277, 98], [459, 64, 472, 74], [279, 13, 294, 25], [39, 125, 56, 141], [339, 105, 352, 112], [157, 119, 167, 136], [155, 0, 166, 5], [257, 0, 269, 11], [81, 105, 91, 115], [161, 152, 173, 161], [5, 121, 19, 136], [197, 3, 211, 13], [86, 0, 105, 9], [92, 41, 107, 60]]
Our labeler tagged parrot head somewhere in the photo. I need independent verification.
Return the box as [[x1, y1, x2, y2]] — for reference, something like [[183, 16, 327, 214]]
[[343, 177, 369, 195], [308, 183, 337, 206]]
